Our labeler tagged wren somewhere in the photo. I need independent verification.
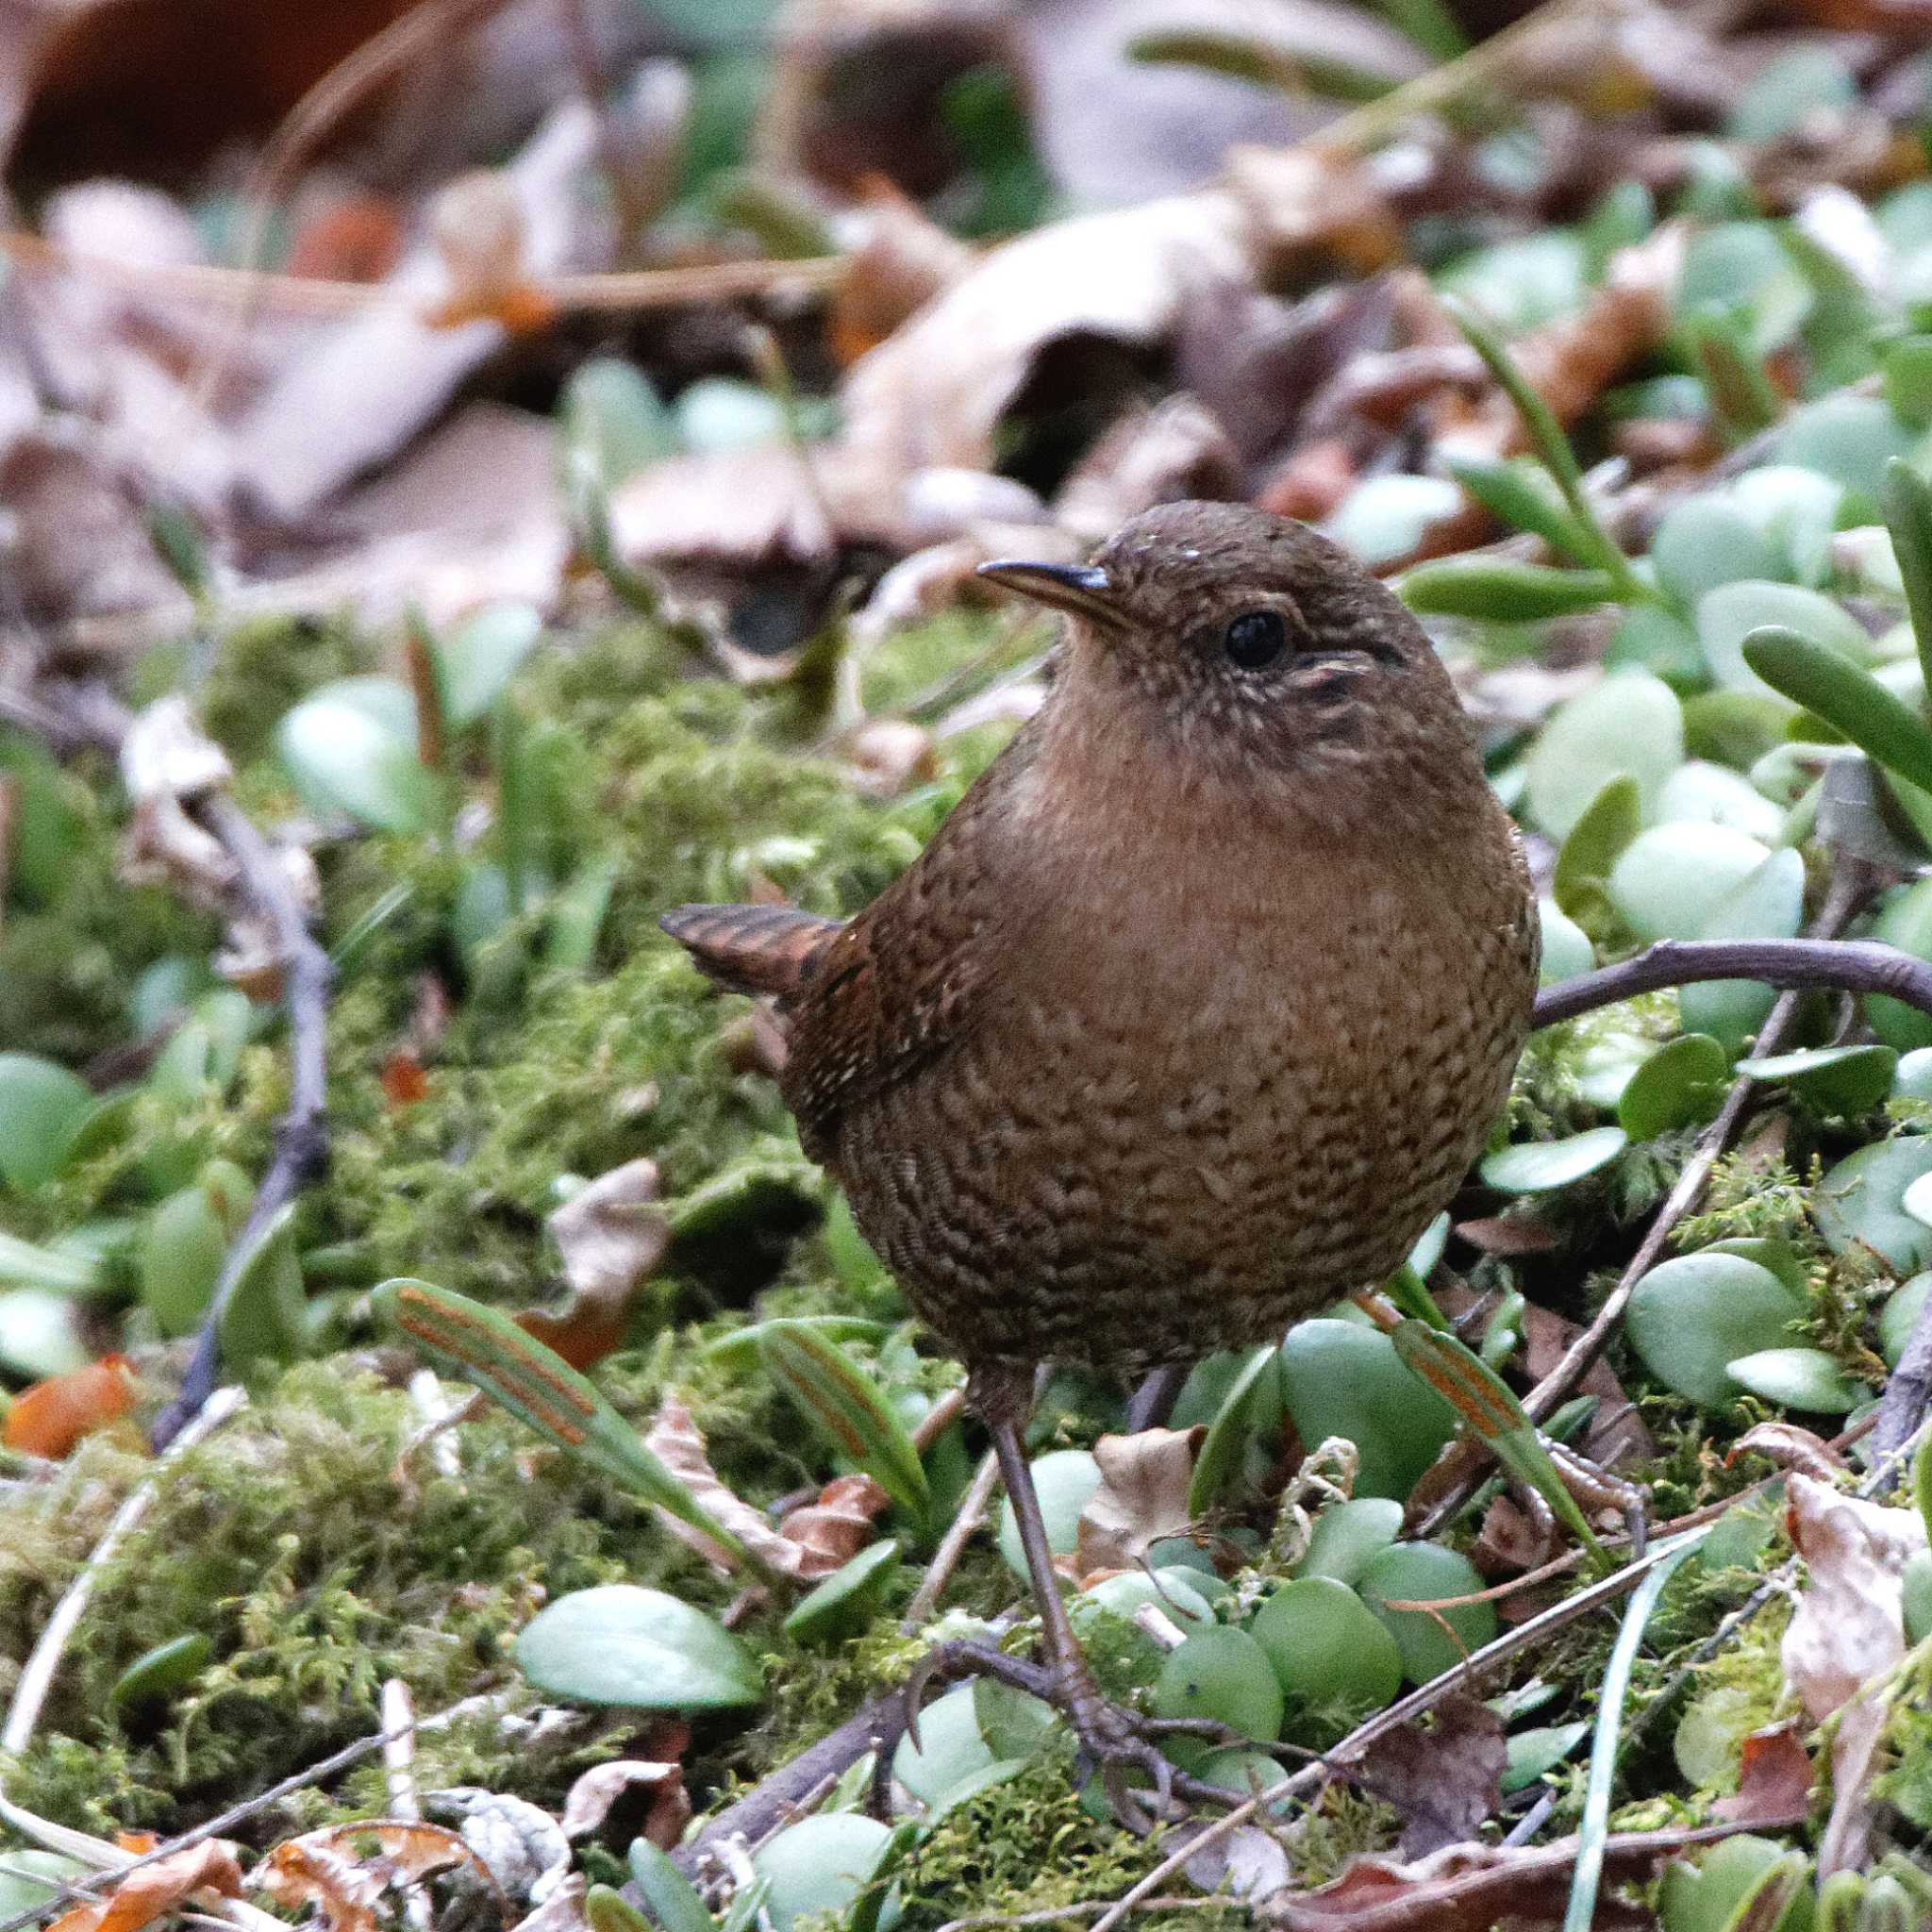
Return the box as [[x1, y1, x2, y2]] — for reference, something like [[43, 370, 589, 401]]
[[664, 501, 1539, 1797]]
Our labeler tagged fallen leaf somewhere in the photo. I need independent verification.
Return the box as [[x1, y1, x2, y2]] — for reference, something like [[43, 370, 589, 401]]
[[558, 1757, 690, 1847], [828, 182, 975, 365], [50, 1840, 242, 1932], [1073, 1424, 1204, 1581], [642, 1397, 890, 1579], [841, 719, 938, 797], [1520, 1301, 1655, 1468], [1052, 393, 1243, 543], [381, 1051, 432, 1109], [1712, 1722, 1816, 1827], [1781, 1473, 1927, 1874], [2, 1355, 139, 1458], [508, 1873, 586, 1932], [117, 697, 236, 909], [1728, 1422, 1849, 1484], [525, 1159, 670, 1370], [422, 1787, 567, 1908], [1355, 1692, 1507, 1858], [258, 1822, 487, 1932]]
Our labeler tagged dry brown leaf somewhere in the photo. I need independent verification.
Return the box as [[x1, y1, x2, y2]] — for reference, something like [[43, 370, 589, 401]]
[[828, 182, 975, 365], [526, 1158, 669, 1370], [2, 1354, 138, 1458], [1224, 144, 1402, 280], [839, 190, 1256, 478], [1781, 1472, 1927, 1874], [643, 1397, 889, 1579], [841, 718, 938, 797], [558, 1757, 690, 1847], [1073, 1425, 1204, 1582], [1356, 1692, 1507, 1858], [508, 1873, 586, 1932], [1712, 1722, 1816, 1828], [1519, 1301, 1654, 1469], [50, 1840, 243, 1932], [1728, 1422, 1849, 1484], [259, 1822, 487, 1932]]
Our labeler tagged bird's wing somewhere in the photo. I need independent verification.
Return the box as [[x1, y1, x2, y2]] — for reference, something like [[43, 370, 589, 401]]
[[660, 903, 844, 998]]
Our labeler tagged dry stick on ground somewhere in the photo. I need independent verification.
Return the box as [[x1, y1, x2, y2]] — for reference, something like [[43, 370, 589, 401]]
[[902, 1448, 1002, 1633], [151, 792, 334, 1448]]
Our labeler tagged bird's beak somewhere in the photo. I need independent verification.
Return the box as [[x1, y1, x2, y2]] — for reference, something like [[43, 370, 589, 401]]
[[975, 560, 1125, 630]]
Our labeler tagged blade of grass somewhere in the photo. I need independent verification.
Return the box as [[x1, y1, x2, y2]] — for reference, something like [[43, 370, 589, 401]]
[[1884, 458, 1932, 705], [1563, 1528, 1709, 1932], [1741, 625, 1932, 798], [1441, 293, 1652, 606]]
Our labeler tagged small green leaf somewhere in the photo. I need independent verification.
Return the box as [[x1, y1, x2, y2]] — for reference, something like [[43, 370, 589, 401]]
[[1503, 1721, 1591, 1794], [1188, 1342, 1281, 1515], [1725, 1346, 1861, 1413], [757, 1319, 932, 1529], [0, 1053, 92, 1192], [585, 1886, 659, 1932], [1885, 458, 1932, 704], [517, 1584, 764, 1709], [1480, 1126, 1627, 1194], [1299, 1497, 1403, 1587], [1531, 674, 1683, 840], [376, 1278, 749, 1561], [1618, 1034, 1730, 1141], [1742, 624, 1932, 796], [749, 1815, 894, 1932], [1699, 580, 1871, 694], [1150, 1626, 1283, 1741], [701, 1313, 890, 1367], [625, 1846, 716, 1932], [110, 1633, 213, 1710], [1681, 848, 1807, 1052], [1357, 1542, 1496, 1683], [782, 1541, 902, 1644], [1279, 1320, 1457, 1501], [1400, 559, 1620, 621], [1737, 1043, 1897, 1114], [1607, 823, 1774, 942], [1552, 775, 1642, 935], [0, 1229, 102, 1294], [1817, 1137, 1932, 1271], [996, 1449, 1100, 1575], [1250, 1576, 1401, 1718], [217, 1203, 308, 1375], [438, 604, 543, 729], [1625, 1253, 1804, 1409], [276, 677, 434, 833], [0, 1288, 88, 1378]]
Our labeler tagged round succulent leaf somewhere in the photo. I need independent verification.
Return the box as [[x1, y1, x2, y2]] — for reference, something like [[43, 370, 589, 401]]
[[748, 1813, 893, 1932], [1607, 824, 1774, 941], [1618, 1034, 1730, 1141], [1407, 1211, 1450, 1280], [1625, 1253, 1805, 1409], [1604, 604, 1704, 684], [1737, 1043, 1897, 1114], [0, 1288, 88, 1379], [1656, 761, 1784, 843], [1774, 393, 1918, 508], [0, 1053, 92, 1193], [1725, 1346, 1861, 1413], [1817, 1136, 1932, 1271], [1074, 1569, 1215, 1638], [1525, 674, 1684, 839], [1298, 1497, 1404, 1588], [1573, 1028, 1655, 1110], [1678, 223, 1812, 355], [1195, 1748, 1291, 1799], [1537, 900, 1594, 986], [1682, 690, 1808, 773], [1357, 1542, 1497, 1684], [142, 1183, 228, 1337], [558, 357, 676, 491], [1552, 774, 1642, 938], [1727, 465, 1844, 585], [1650, 496, 1783, 605], [276, 676, 434, 834], [1703, 1236, 1810, 1302], [892, 1683, 997, 1807], [216, 1203, 307, 1377], [1479, 1126, 1627, 1194], [1680, 848, 1806, 1051], [782, 1541, 902, 1645], [1324, 475, 1466, 570], [1869, 878, 1932, 1051], [1249, 1577, 1402, 1717], [1727, 46, 1856, 141], [996, 1449, 1101, 1578], [1696, 580, 1871, 695], [973, 1676, 1058, 1761], [1278, 1320, 1457, 1501], [439, 603, 543, 729], [1439, 231, 1588, 334], [0, 1853, 92, 1923], [110, 1633, 213, 1710], [514, 1584, 765, 1709], [1886, 333, 1932, 428], [1881, 1274, 1931, 1369], [1660, 1834, 1814, 1932], [1149, 1626, 1284, 1741]]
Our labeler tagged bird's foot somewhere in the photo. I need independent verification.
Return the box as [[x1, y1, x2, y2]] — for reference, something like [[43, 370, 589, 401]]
[[902, 1640, 1248, 1827]]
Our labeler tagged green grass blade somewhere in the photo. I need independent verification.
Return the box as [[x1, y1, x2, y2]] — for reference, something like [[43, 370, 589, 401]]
[[375, 1278, 749, 1564], [1563, 1531, 1708, 1932], [1884, 458, 1932, 704], [1741, 624, 1932, 797], [1399, 559, 1621, 621], [757, 1318, 933, 1531]]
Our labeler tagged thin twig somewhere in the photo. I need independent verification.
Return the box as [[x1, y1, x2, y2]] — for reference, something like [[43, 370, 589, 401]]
[[1871, 1282, 1932, 1462], [152, 795, 333, 1447], [902, 1447, 1001, 1632], [911, 1385, 968, 1456], [0, 1388, 246, 1764], [1090, 1797, 1257, 1932]]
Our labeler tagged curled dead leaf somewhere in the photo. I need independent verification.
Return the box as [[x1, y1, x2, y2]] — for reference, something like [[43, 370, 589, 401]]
[[643, 1397, 889, 1579], [259, 1822, 489, 1932], [2, 1355, 138, 1459], [1072, 1424, 1204, 1583], [50, 1841, 242, 1932], [525, 1159, 670, 1370], [1729, 1422, 1849, 1484], [1712, 1722, 1815, 1828], [559, 1757, 690, 1847], [1357, 1693, 1507, 1858], [829, 183, 975, 365]]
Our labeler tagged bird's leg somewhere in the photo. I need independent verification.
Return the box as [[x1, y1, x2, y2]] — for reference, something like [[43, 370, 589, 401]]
[[958, 1367, 1240, 1823]]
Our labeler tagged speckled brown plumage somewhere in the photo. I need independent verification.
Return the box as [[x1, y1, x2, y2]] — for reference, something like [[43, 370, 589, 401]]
[[666, 500, 1539, 1383], [664, 500, 1539, 1797]]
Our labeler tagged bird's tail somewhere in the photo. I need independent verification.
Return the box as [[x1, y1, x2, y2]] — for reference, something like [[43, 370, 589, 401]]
[[660, 903, 842, 999]]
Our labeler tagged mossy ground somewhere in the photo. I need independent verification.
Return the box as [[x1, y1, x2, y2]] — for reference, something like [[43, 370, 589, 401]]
[[3, 600, 1929, 1925]]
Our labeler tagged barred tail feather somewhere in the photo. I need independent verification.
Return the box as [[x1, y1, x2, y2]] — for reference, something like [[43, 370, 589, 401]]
[[661, 903, 843, 999]]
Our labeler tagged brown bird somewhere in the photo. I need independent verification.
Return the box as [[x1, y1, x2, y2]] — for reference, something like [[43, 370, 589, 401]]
[[663, 500, 1539, 1791]]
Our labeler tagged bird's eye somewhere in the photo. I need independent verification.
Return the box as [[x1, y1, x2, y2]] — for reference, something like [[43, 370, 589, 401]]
[[1224, 609, 1286, 670]]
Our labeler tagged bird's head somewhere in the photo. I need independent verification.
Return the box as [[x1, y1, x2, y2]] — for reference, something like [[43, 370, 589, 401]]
[[977, 501, 1469, 799]]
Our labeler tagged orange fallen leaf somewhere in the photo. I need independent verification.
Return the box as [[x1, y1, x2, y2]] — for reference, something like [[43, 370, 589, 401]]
[[380, 1049, 431, 1109], [49, 1840, 242, 1932], [4, 1356, 139, 1458], [258, 1821, 493, 1932]]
